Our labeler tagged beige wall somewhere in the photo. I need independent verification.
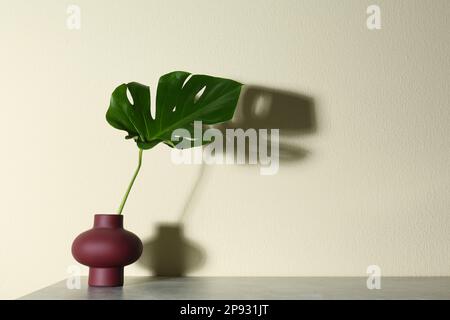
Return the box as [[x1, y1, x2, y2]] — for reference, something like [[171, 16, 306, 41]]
[[1, 0, 449, 299]]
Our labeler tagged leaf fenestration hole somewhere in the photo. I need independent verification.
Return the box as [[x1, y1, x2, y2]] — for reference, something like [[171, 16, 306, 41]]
[[126, 87, 134, 105], [194, 86, 206, 103], [182, 74, 193, 88], [253, 94, 272, 118], [150, 91, 156, 119]]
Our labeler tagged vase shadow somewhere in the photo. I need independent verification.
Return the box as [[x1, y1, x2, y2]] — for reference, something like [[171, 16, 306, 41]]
[[138, 223, 206, 277]]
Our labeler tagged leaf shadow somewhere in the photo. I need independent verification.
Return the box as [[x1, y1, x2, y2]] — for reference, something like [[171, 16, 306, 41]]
[[138, 85, 317, 276]]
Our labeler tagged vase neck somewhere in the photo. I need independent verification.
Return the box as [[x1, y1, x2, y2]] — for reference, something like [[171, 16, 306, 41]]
[[93, 214, 123, 229]]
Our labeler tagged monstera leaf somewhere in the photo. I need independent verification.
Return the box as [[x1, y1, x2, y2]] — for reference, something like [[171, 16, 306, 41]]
[[106, 71, 242, 149]]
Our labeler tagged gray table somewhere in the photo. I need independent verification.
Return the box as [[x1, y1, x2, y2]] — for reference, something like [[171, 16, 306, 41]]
[[21, 277, 450, 300]]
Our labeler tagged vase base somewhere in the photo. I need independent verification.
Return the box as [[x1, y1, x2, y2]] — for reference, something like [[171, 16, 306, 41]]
[[88, 267, 124, 287]]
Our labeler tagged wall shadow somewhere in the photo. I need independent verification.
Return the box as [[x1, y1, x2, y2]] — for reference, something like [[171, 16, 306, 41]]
[[229, 85, 316, 135], [139, 85, 317, 277], [216, 85, 316, 163], [138, 223, 205, 277]]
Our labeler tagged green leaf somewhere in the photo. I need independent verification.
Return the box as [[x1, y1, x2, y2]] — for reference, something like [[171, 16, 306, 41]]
[[106, 71, 242, 149]]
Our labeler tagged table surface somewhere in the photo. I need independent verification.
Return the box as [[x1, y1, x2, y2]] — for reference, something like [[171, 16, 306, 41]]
[[21, 277, 450, 300]]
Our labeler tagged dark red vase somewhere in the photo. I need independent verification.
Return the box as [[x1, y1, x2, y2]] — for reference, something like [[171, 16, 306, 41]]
[[71, 214, 143, 287]]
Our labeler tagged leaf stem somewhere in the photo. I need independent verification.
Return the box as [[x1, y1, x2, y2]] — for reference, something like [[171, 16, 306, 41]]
[[117, 148, 143, 215]]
